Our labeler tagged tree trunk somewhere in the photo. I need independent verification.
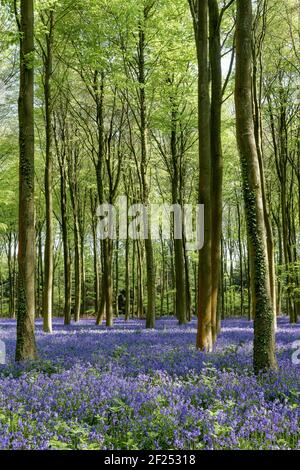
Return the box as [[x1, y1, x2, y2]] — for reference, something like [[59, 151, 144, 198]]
[[170, 106, 186, 325], [138, 11, 155, 329], [195, 0, 213, 351], [73, 215, 82, 322], [209, 0, 223, 344], [91, 193, 100, 318], [236, 193, 244, 316], [159, 235, 165, 316], [94, 71, 107, 327], [68, 149, 82, 323], [37, 222, 44, 317], [183, 234, 192, 321], [137, 241, 144, 318], [7, 231, 14, 317], [42, 10, 54, 333], [125, 226, 130, 321], [105, 239, 113, 326], [79, 211, 86, 317], [235, 0, 277, 373], [114, 238, 119, 317], [131, 239, 136, 317], [96, 247, 106, 326], [15, 0, 37, 361], [60, 152, 71, 325]]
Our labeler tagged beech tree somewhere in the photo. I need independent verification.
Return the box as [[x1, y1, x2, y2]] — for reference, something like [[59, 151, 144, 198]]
[[235, 0, 277, 372], [38, 6, 55, 333], [15, 0, 37, 361], [188, 0, 232, 350]]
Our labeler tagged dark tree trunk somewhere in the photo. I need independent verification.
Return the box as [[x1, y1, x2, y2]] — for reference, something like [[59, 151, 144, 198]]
[[15, 0, 37, 361], [138, 9, 156, 329], [42, 10, 54, 333], [68, 148, 82, 323], [104, 239, 113, 326], [90, 192, 100, 318], [170, 106, 186, 325], [236, 194, 244, 316], [125, 226, 130, 321]]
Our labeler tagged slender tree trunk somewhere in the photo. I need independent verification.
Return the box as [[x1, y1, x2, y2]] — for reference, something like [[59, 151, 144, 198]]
[[169, 235, 176, 315], [15, 0, 37, 361], [195, 0, 213, 351], [131, 239, 136, 317], [137, 241, 144, 318], [170, 103, 187, 324], [173, 235, 186, 324], [37, 223, 44, 317], [42, 11, 54, 333], [7, 232, 14, 317], [125, 224, 130, 321], [91, 193, 100, 317], [68, 151, 82, 323], [183, 234, 192, 321], [276, 218, 283, 316], [209, 0, 223, 344], [114, 238, 119, 317], [94, 71, 107, 327], [96, 256, 106, 326], [105, 239, 113, 326], [193, 259, 198, 318], [220, 236, 225, 321], [160, 235, 165, 316], [236, 195, 244, 316], [12, 233, 17, 317], [73, 215, 82, 322], [60, 154, 71, 325], [79, 215, 86, 317], [138, 11, 155, 329]]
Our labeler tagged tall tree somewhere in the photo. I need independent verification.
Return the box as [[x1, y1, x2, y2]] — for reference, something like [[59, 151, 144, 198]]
[[209, 0, 223, 343], [67, 142, 82, 323], [39, 8, 55, 333], [138, 2, 156, 329], [54, 102, 72, 325], [189, 0, 213, 351], [15, 0, 37, 361], [235, 0, 277, 373], [252, 0, 277, 325]]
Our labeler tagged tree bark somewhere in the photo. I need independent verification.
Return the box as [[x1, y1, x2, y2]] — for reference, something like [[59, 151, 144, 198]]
[[125, 219, 130, 321], [68, 147, 82, 323], [235, 0, 277, 373], [170, 106, 186, 325], [15, 0, 37, 361], [42, 10, 54, 333], [195, 0, 213, 351], [90, 192, 100, 318], [209, 0, 223, 344], [136, 7, 156, 329], [104, 239, 113, 326], [60, 147, 71, 325]]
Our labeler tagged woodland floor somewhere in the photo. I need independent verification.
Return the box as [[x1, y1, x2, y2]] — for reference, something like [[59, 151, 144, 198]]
[[0, 317, 299, 449]]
